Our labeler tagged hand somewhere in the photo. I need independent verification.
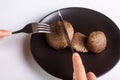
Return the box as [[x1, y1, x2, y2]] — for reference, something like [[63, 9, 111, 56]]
[[0, 30, 11, 40], [72, 53, 97, 80]]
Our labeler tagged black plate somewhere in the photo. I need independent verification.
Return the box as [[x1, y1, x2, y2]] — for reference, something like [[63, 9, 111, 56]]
[[30, 7, 120, 80]]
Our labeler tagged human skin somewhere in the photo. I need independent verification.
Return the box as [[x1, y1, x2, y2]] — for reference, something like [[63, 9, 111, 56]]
[[72, 53, 97, 80], [0, 30, 11, 40]]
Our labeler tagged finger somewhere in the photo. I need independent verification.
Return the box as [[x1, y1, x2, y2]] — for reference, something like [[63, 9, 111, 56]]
[[0, 37, 4, 40], [72, 53, 87, 80], [73, 72, 75, 80], [87, 72, 97, 80], [0, 30, 12, 37]]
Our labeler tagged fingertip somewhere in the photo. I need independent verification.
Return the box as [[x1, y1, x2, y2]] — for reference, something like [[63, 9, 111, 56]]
[[72, 53, 81, 60], [73, 52, 80, 57], [87, 72, 94, 75], [74, 52, 80, 56], [87, 72, 97, 80], [0, 30, 12, 36], [5, 30, 12, 36]]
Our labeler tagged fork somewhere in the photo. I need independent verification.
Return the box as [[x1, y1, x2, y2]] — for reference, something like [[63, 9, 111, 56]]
[[12, 23, 53, 34]]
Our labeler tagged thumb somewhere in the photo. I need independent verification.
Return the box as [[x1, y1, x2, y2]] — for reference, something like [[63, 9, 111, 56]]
[[87, 72, 97, 80]]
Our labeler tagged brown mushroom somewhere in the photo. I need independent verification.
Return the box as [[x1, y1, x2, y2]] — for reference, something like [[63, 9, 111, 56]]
[[87, 31, 107, 53], [46, 20, 74, 50], [71, 32, 88, 53]]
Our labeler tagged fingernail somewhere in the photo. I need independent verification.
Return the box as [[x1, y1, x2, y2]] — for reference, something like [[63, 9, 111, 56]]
[[73, 53, 80, 57], [4, 30, 12, 36], [0, 30, 11, 37]]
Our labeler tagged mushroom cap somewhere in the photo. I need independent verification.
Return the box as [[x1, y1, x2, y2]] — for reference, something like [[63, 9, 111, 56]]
[[71, 32, 88, 53], [46, 20, 74, 50], [87, 31, 107, 53]]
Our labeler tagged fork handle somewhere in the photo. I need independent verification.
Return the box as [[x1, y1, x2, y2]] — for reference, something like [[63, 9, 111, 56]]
[[12, 29, 24, 34]]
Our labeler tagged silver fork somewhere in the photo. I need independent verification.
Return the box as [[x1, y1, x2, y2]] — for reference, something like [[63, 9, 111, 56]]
[[12, 23, 53, 34]]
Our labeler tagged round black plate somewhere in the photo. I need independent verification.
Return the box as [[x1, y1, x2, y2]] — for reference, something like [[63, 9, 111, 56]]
[[30, 7, 120, 80]]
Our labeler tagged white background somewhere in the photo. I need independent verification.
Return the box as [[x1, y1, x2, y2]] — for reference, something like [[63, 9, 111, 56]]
[[0, 0, 120, 80]]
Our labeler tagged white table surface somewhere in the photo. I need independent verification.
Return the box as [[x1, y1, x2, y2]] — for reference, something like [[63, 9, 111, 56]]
[[0, 0, 120, 80]]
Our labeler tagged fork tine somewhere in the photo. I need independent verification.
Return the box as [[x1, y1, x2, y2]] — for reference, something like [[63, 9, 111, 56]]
[[37, 24, 51, 31], [32, 23, 55, 34], [35, 30, 51, 33], [37, 27, 50, 30], [37, 23, 50, 27], [38, 28, 50, 32], [37, 26, 51, 29], [37, 23, 55, 33]]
